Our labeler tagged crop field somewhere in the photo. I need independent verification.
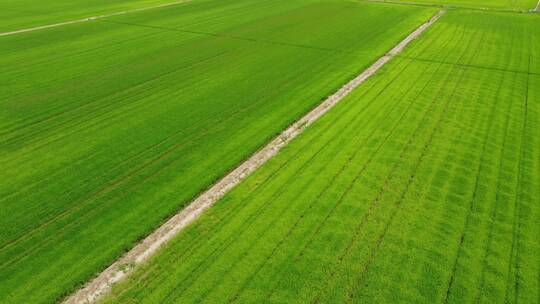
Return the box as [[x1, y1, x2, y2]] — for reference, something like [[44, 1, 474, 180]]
[[101, 10, 540, 304], [401, 11, 540, 73], [2, 0, 539, 303], [0, 0, 183, 33], [384, 0, 538, 11], [0, 0, 439, 303]]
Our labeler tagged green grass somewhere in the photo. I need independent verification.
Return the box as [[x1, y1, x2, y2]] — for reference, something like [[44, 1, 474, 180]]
[[0, 0, 188, 32], [0, 0, 437, 303], [375, 0, 538, 11], [401, 10, 540, 74], [101, 10, 540, 304]]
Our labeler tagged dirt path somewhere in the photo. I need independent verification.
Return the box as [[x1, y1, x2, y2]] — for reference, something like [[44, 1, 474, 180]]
[[63, 9, 445, 304], [0, 0, 190, 37]]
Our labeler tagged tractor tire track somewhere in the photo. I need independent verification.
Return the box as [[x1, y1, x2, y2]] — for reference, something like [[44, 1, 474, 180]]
[[314, 50, 466, 304], [442, 33, 505, 304], [346, 46, 485, 302], [504, 55, 531, 304], [474, 70, 520, 303]]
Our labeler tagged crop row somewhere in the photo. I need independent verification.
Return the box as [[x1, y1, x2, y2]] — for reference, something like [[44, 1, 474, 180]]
[[0, 1, 436, 303], [102, 10, 540, 304]]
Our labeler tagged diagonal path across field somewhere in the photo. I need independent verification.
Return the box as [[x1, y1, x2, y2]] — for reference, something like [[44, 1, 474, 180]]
[[97, 9, 540, 304], [1, 2, 442, 302], [0, 0, 190, 37], [63, 9, 445, 304]]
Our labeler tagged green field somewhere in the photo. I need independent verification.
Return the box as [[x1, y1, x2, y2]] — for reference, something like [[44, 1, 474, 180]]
[[0, 0, 184, 32], [101, 10, 540, 304], [376, 0, 538, 10], [0, 1, 438, 303]]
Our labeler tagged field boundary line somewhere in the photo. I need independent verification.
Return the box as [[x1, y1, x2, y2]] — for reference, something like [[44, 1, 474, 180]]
[[356, 0, 535, 13], [63, 9, 445, 304], [0, 0, 190, 37]]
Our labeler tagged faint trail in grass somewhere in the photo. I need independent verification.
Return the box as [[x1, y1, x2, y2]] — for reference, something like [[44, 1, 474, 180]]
[[344, 50, 482, 303], [0, 1, 191, 37], [396, 55, 540, 76], [315, 44, 470, 304], [62, 10, 445, 304], [441, 34, 504, 304], [101, 19, 339, 53], [295, 17, 476, 303], [537, 127, 540, 304], [224, 59, 430, 304], [504, 55, 531, 304], [475, 71, 519, 304]]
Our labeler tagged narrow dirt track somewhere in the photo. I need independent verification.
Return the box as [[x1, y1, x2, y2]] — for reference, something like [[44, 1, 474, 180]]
[[63, 9, 445, 304], [0, 0, 190, 37]]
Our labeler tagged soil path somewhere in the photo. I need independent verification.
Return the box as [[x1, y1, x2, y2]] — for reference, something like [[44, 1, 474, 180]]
[[63, 9, 445, 304], [0, 0, 190, 37]]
